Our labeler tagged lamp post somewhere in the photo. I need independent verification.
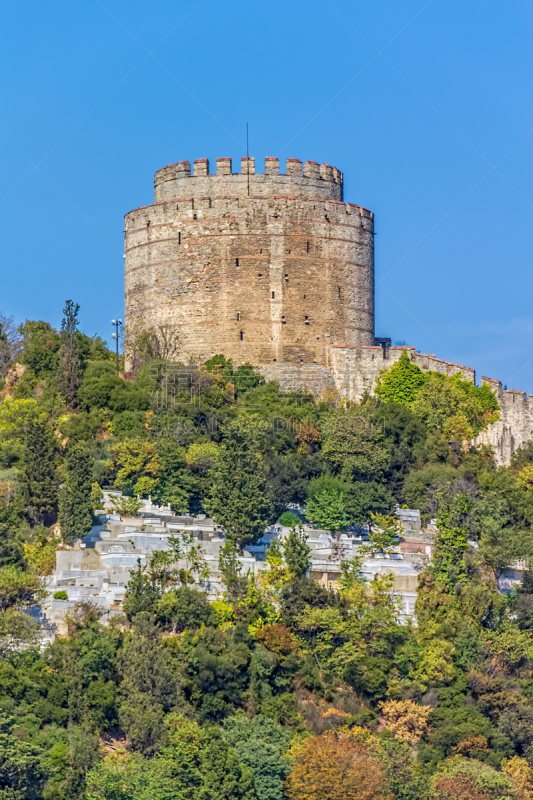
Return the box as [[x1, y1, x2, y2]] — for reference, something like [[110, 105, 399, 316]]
[[111, 319, 122, 375]]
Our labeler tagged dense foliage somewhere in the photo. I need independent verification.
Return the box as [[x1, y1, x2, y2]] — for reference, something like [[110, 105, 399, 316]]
[[1, 305, 533, 798]]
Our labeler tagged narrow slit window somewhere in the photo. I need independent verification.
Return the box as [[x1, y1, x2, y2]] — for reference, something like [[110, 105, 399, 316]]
[[239, 330, 244, 341], [147, 220, 150, 228], [193, 213, 197, 220], [282, 315, 286, 324], [271, 291, 275, 299], [305, 316, 309, 324], [284, 273, 289, 281], [236, 312, 241, 321], [235, 258, 239, 266], [306, 240, 310, 253], [178, 232, 181, 244]]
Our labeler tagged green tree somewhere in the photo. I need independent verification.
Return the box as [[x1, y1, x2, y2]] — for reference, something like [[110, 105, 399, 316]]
[[375, 350, 428, 406], [19, 418, 58, 525], [411, 373, 499, 444], [87, 714, 256, 800], [219, 540, 247, 603], [205, 419, 273, 548], [0, 397, 45, 467], [117, 617, 182, 754], [321, 407, 390, 482], [108, 437, 160, 497], [155, 586, 215, 633], [59, 300, 82, 409], [18, 319, 60, 378], [430, 755, 515, 799], [224, 712, 291, 800], [305, 489, 347, 534], [0, 565, 45, 654], [283, 526, 311, 578], [59, 442, 93, 544], [0, 722, 46, 800]]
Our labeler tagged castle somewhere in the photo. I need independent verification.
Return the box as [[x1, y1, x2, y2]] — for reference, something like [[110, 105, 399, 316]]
[[124, 156, 533, 465]]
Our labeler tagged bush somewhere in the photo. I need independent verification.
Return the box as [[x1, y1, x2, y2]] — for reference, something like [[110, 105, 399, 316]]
[[53, 590, 68, 600], [278, 511, 300, 527]]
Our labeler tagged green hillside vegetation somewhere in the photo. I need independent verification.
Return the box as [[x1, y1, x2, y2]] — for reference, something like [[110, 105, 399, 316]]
[[1, 306, 533, 798]]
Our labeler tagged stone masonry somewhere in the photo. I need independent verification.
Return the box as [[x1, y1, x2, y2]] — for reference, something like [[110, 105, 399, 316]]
[[124, 156, 375, 367]]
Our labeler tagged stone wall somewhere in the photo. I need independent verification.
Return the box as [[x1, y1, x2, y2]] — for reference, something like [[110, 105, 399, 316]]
[[329, 344, 476, 403], [474, 377, 533, 465], [124, 156, 375, 368], [326, 345, 532, 467]]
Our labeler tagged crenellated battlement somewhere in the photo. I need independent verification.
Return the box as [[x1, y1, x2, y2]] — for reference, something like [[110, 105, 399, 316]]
[[154, 157, 344, 203]]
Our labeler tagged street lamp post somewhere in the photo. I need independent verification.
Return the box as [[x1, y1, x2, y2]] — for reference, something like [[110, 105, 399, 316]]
[[111, 319, 122, 375]]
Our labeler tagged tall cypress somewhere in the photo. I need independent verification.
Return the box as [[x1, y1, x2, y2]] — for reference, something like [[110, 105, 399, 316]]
[[59, 300, 81, 409], [20, 419, 58, 526], [204, 418, 273, 548], [59, 443, 93, 545]]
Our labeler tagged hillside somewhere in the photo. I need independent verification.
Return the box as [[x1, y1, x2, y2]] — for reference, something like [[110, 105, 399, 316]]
[[1, 304, 533, 799]]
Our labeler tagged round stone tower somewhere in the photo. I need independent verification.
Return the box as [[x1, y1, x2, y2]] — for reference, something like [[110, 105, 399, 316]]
[[124, 156, 375, 368]]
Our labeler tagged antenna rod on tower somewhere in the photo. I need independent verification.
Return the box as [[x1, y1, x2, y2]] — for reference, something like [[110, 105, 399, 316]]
[[246, 122, 250, 196]]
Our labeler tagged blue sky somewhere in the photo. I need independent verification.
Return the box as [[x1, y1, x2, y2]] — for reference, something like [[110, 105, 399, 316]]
[[1, 0, 532, 390]]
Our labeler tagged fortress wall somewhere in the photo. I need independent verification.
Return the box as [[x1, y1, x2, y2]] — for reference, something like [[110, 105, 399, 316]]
[[125, 157, 374, 368], [474, 380, 533, 465], [328, 346, 532, 466], [329, 345, 476, 403]]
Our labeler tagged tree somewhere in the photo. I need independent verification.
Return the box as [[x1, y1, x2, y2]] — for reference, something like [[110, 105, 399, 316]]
[[19, 418, 58, 525], [283, 526, 311, 577], [59, 300, 81, 409], [375, 350, 428, 406], [321, 407, 390, 482], [0, 725, 46, 800], [284, 731, 391, 800], [205, 418, 273, 548], [362, 513, 402, 556], [305, 489, 347, 534], [224, 712, 291, 800], [0, 397, 45, 467], [345, 482, 395, 527], [18, 319, 60, 378], [88, 714, 256, 800], [378, 699, 431, 746], [108, 437, 160, 497], [110, 494, 143, 517], [59, 442, 93, 544], [155, 586, 215, 633], [219, 540, 247, 602], [430, 756, 516, 799], [0, 565, 44, 654], [117, 618, 182, 754], [411, 373, 499, 444]]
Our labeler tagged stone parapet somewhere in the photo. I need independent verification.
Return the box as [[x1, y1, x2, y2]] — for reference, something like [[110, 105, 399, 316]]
[[154, 156, 344, 203]]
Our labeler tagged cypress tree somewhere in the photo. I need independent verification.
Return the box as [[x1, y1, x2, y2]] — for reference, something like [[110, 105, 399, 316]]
[[59, 443, 93, 545], [59, 300, 81, 409], [204, 418, 273, 549], [19, 419, 58, 526]]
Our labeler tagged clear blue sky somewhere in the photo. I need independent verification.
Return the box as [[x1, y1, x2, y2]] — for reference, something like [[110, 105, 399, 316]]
[[1, 0, 532, 390]]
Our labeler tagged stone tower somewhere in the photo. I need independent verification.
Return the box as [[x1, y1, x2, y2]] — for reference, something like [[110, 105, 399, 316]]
[[124, 156, 375, 368]]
